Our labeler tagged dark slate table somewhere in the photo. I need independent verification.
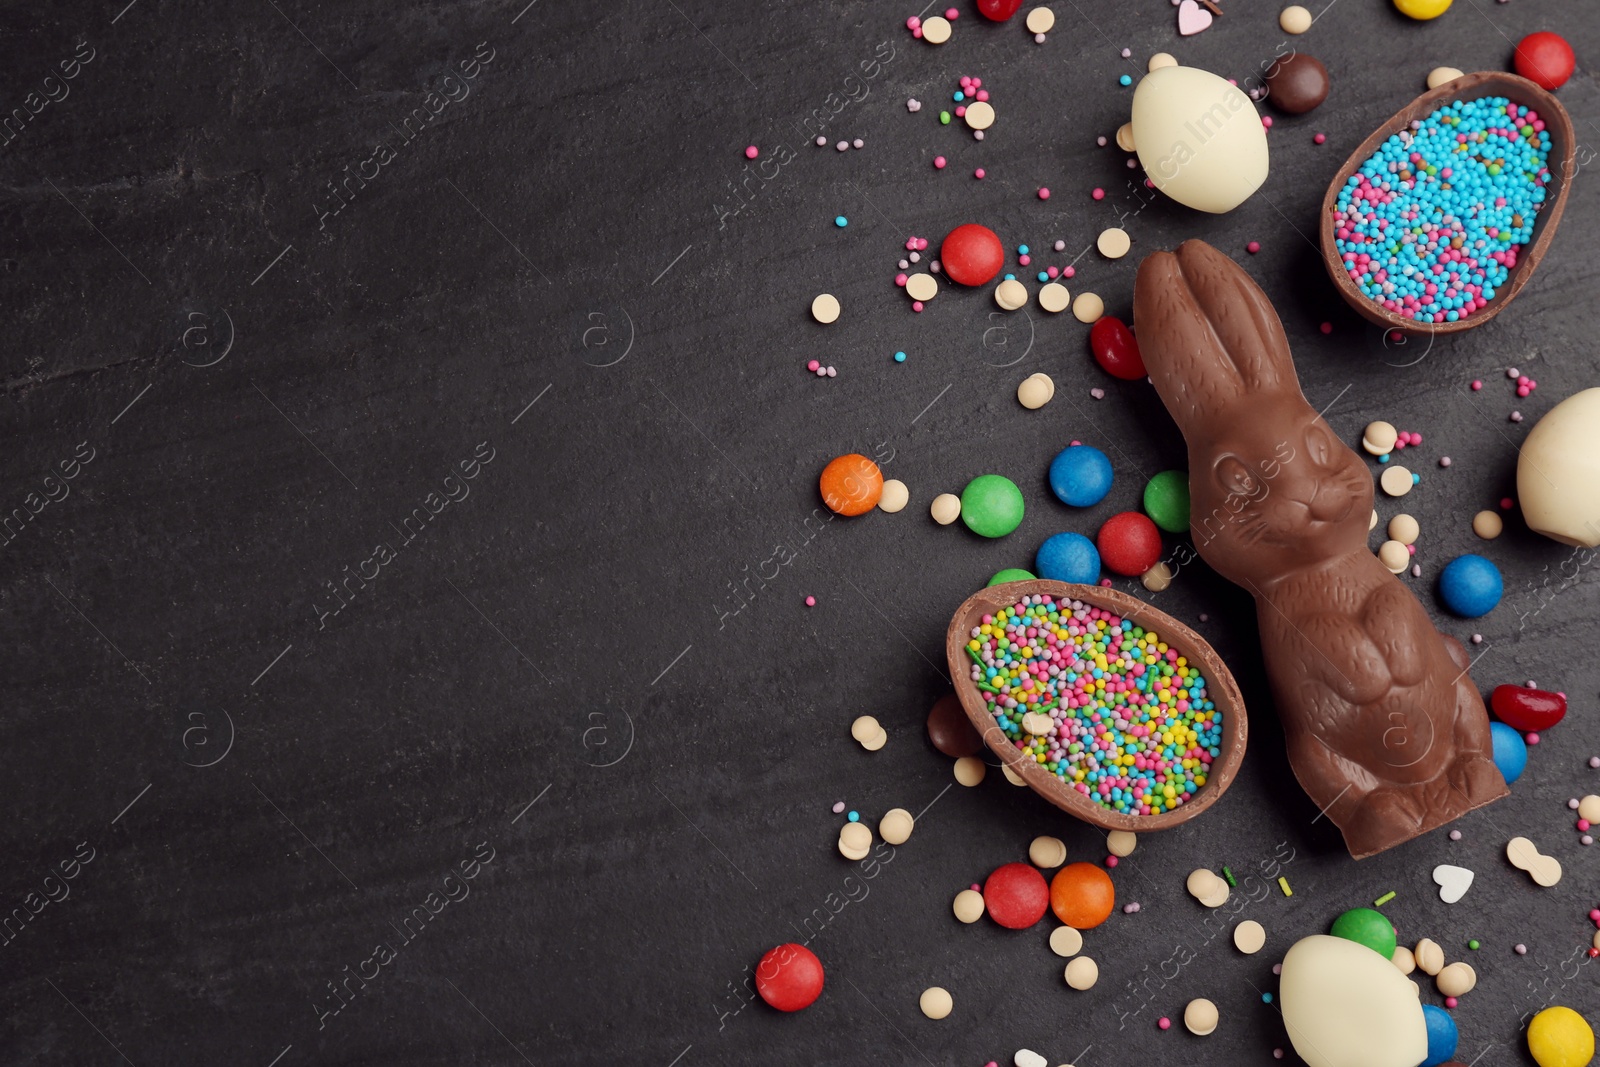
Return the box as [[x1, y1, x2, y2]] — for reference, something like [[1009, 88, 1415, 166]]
[[2, 0, 1597, 1063]]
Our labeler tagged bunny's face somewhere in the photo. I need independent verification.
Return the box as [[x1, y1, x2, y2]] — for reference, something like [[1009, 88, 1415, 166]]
[[1190, 409, 1374, 583]]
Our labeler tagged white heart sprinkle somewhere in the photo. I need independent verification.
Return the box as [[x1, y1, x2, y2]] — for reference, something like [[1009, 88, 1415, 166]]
[[1432, 863, 1474, 904]]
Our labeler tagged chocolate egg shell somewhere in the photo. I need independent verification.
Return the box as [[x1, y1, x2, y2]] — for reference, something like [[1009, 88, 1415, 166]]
[[1264, 52, 1329, 114]]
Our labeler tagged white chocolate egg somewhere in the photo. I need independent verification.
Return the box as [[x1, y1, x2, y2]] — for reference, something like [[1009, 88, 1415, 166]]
[[1279, 935, 1427, 1067], [1519, 387, 1600, 548], [1132, 66, 1270, 213]]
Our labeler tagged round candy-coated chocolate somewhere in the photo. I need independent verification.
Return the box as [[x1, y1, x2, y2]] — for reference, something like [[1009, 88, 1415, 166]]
[[755, 943, 824, 1011], [1514, 32, 1576, 90], [1050, 862, 1116, 929], [961, 474, 1025, 537], [1527, 1006, 1594, 1067], [1490, 685, 1567, 732], [977, 0, 1023, 19], [1049, 445, 1113, 507], [984, 862, 1050, 929], [1097, 511, 1163, 576], [1263, 52, 1329, 114], [1143, 470, 1191, 533], [1329, 907, 1397, 959], [1089, 316, 1146, 380], [940, 224, 1005, 286], [988, 567, 1037, 586], [1439, 554, 1502, 617], [819, 454, 883, 516], [927, 693, 982, 757], [1490, 721, 1528, 784], [1421, 1004, 1460, 1066], [1036, 532, 1100, 584]]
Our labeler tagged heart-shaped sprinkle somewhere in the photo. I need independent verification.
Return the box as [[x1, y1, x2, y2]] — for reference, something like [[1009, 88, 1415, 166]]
[[1177, 0, 1214, 36], [1432, 863, 1474, 904]]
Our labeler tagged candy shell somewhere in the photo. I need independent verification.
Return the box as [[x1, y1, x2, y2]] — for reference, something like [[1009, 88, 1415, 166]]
[[1514, 32, 1576, 91], [820, 454, 883, 516], [755, 943, 825, 1011], [1049, 862, 1115, 930], [1035, 531, 1100, 584], [977, 0, 1023, 19], [1049, 445, 1114, 507], [1490, 721, 1528, 783], [1439, 554, 1502, 617], [1421, 1003, 1459, 1066], [940, 223, 1005, 286], [985, 862, 1050, 929], [961, 474, 1025, 538], [988, 567, 1038, 586], [1089, 316, 1146, 380], [1330, 907, 1397, 959], [1097, 512, 1163, 576], [1490, 685, 1566, 732], [927, 694, 983, 757], [1527, 1006, 1594, 1067], [1143, 470, 1191, 532]]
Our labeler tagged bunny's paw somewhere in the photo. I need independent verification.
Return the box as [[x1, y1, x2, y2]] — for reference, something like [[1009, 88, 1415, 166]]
[[1447, 754, 1508, 806]]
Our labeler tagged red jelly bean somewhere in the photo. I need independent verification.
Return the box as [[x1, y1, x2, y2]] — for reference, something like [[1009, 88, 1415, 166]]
[[1089, 316, 1147, 381], [940, 223, 1005, 287], [977, 0, 1023, 19], [754, 943, 824, 1011], [983, 862, 1050, 929], [1513, 32, 1575, 91], [1489, 685, 1566, 732], [1097, 511, 1163, 576]]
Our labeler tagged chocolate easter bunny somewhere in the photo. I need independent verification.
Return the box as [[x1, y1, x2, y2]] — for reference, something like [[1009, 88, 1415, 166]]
[[1134, 240, 1506, 858]]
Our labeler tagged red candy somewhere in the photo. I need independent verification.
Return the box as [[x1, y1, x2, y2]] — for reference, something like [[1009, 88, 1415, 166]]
[[1089, 316, 1147, 381], [1097, 512, 1163, 576], [983, 862, 1050, 929], [1489, 685, 1567, 732], [1513, 32, 1575, 90], [977, 0, 1023, 19], [754, 943, 824, 1011], [940, 223, 1005, 287]]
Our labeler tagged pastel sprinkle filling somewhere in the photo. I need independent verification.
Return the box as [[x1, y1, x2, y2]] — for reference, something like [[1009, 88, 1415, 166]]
[[1333, 96, 1553, 324], [966, 594, 1221, 816]]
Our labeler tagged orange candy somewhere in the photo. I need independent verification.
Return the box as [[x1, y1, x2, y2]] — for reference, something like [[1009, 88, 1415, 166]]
[[819, 454, 883, 516], [1050, 862, 1115, 929]]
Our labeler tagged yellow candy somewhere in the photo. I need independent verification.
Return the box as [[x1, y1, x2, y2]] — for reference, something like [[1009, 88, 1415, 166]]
[[1528, 1007, 1594, 1067], [1393, 0, 1451, 17]]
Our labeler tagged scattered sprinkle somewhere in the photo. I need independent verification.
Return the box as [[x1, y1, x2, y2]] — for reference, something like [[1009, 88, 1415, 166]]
[[1222, 866, 1236, 886], [1247, 241, 1261, 254], [834, 215, 848, 227], [1374, 891, 1397, 906], [805, 595, 817, 606], [832, 801, 845, 813], [1468, 939, 1481, 950], [1039, 187, 1051, 200], [1314, 133, 1327, 144], [745, 145, 759, 159], [1278, 876, 1293, 897], [1450, 829, 1463, 840]]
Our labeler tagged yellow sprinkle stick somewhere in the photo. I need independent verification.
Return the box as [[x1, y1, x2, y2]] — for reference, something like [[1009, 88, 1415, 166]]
[[1278, 876, 1293, 897], [1374, 891, 1396, 907]]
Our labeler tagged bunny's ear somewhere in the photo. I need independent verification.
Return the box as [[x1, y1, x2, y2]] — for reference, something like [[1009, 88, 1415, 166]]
[[1134, 246, 1246, 437], [1173, 240, 1293, 393]]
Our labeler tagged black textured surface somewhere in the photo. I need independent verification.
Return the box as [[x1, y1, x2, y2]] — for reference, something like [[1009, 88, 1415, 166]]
[[2, 2, 1598, 1065]]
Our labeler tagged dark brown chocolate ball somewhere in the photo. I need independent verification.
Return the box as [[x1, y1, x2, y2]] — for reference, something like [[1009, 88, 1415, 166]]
[[1264, 52, 1329, 115], [927, 693, 982, 757]]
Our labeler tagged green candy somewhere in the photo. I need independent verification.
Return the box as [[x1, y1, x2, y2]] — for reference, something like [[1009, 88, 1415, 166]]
[[1330, 907, 1396, 959], [1143, 470, 1191, 533], [987, 568, 1036, 587], [961, 475, 1025, 538]]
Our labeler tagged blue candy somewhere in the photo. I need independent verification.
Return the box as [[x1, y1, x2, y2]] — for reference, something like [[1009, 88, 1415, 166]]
[[1439, 553, 1503, 617], [1420, 1004, 1459, 1067], [1490, 721, 1528, 784], [1049, 445, 1113, 507], [1036, 532, 1100, 584]]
